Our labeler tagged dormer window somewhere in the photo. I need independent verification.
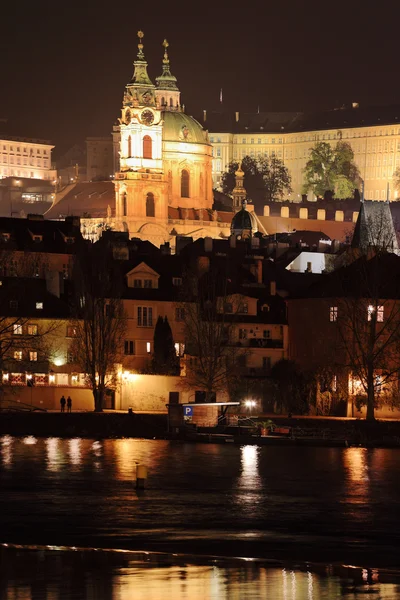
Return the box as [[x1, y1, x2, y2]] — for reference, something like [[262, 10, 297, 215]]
[[1, 233, 10, 242], [36, 302, 43, 310], [33, 235, 42, 243], [133, 279, 142, 288], [172, 277, 182, 286], [65, 237, 75, 244]]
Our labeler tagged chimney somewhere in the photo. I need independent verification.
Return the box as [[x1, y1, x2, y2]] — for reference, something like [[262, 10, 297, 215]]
[[204, 237, 213, 253], [235, 111, 240, 122], [257, 259, 263, 284], [270, 281, 276, 296], [161, 242, 171, 255], [203, 109, 207, 122]]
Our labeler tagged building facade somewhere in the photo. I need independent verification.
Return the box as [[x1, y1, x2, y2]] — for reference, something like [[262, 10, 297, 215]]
[[207, 106, 400, 201], [0, 136, 56, 181]]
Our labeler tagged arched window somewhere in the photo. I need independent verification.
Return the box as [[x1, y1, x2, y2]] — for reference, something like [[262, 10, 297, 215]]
[[161, 96, 165, 106], [146, 192, 155, 217], [143, 135, 152, 159], [181, 169, 190, 198], [121, 192, 127, 216], [127, 136, 132, 157], [170, 97, 173, 107]]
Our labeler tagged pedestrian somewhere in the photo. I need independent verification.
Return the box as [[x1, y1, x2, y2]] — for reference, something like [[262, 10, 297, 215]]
[[60, 395, 66, 412], [67, 396, 72, 413]]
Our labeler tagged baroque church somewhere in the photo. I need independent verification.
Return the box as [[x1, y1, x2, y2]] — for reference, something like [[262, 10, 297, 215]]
[[47, 33, 257, 248]]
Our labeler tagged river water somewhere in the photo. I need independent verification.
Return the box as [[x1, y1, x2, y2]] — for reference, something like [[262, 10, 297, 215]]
[[1, 436, 400, 598]]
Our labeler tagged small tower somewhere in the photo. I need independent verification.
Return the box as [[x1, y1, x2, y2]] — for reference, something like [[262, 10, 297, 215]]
[[232, 163, 247, 212], [155, 39, 181, 111], [230, 199, 258, 240], [114, 31, 167, 223]]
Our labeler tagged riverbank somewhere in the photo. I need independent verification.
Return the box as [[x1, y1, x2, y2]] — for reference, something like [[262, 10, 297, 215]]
[[1, 412, 400, 447]]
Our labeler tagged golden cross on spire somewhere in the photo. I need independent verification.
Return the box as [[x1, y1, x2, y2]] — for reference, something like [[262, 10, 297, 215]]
[[137, 30, 144, 57], [162, 38, 169, 64]]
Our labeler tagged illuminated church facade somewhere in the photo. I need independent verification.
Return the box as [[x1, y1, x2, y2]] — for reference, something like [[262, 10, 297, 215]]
[[111, 33, 231, 246]]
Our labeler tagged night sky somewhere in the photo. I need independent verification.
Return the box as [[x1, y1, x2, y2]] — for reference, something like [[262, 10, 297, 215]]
[[2, 0, 400, 157]]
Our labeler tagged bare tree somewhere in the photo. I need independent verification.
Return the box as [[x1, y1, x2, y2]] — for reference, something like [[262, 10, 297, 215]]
[[332, 209, 400, 420], [178, 268, 247, 402], [69, 240, 126, 412]]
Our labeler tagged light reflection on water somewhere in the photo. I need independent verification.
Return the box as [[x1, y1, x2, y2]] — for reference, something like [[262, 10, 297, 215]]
[[1, 547, 400, 600], [1, 437, 400, 573]]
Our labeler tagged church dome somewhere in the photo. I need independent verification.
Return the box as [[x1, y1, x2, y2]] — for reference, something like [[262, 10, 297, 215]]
[[231, 203, 258, 237], [162, 111, 209, 145]]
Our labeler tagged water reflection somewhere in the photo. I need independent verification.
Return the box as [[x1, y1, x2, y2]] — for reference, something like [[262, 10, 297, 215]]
[[68, 438, 82, 466], [237, 445, 260, 496], [46, 437, 61, 471], [0, 434, 13, 468], [1, 546, 399, 600]]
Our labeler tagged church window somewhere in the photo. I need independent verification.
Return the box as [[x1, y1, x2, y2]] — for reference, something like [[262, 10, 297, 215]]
[[127, 136, 132, 157], [170, 98, 173, 107], [181, 170, 190, 198], [217, 148, 221, 157], [121, 192, 127, 216], [146, 192, 155, 217], [161, 96, 165, 106], [143, 136, 152, 159]]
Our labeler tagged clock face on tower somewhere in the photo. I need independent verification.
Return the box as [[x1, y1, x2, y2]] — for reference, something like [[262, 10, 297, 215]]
[[141, 110, 154, 125]]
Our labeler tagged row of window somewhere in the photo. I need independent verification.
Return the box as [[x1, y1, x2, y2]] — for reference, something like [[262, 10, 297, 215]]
[[210, 129, 400, 145], [329, 305, 384, 322], [9, 300, 43, 310], [2, 145, 48, 154], [0, 156, 49, 167], [13, 350, 38, 361], [124, 340, 185, 356]]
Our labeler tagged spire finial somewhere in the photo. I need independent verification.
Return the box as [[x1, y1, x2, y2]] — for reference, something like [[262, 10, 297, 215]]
[[162, 39, 169, 65], [137, 30, 145, 58]]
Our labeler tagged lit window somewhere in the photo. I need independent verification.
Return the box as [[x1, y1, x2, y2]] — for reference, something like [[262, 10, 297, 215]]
[[29, 351, 37, 362], [36, 302, 43, 310], [368, 305, 384, 322], [28, 324, 38, 335], [174, 342, 185, 357], [146, 342, 151, 354], [330, 306, 338, 322], [14, 350, 22, 360], [66, 326, 77, 337], [13, 324, 22, 335]]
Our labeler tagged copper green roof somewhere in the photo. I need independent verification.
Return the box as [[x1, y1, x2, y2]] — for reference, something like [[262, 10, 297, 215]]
[[162, 112, 209, 144]]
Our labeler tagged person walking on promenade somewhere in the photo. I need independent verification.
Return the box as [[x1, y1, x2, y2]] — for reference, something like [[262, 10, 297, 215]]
[[60, 396, 66, 412], [67, 396, 72, 413]]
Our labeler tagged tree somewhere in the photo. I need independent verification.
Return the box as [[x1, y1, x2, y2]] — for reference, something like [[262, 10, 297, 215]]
[[70, 241, 126, 412], [393, 166, 400, 194], [151, 316, 179, 375], [178, 268, 246, 402], [333, 253, 400, 421], [221, 155, 292, 210], [302, 141, 361, 199], [269, 359, 310, 415]]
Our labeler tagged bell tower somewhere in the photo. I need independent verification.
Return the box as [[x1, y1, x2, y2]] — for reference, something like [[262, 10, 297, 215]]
[[115, 31, 168, 223]]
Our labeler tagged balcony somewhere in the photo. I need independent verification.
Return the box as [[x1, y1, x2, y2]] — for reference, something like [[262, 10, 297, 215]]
[[238, 338, 284, 349]]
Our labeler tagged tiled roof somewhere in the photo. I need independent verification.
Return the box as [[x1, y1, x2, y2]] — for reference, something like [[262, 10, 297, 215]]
[[202, 104, 400, 134], [45, 182, 115, 219], [257, 215, 354, 242], [0, 215, 82, 253]]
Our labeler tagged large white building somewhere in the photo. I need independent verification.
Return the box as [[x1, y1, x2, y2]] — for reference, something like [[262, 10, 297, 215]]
[[0, 136, 56, 181], [206, 105, 400, 201]]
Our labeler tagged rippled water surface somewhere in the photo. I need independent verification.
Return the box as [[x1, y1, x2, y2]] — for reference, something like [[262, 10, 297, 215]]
[[1, 436, 400, 597]]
